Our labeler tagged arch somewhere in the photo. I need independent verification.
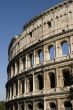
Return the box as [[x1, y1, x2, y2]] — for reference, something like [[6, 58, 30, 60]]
[[20, 102, 24, 110], [49, 72, 56, 88], [64, 101, 72, 110], [28, 104, 33, 110], [29, 78, 33, 92], [37, 74, 43, 90], [50, 102, 57, 110], [29, 53, 34, 67], [14, 103, 18, 110], [61, 41, 69, 56], [38, 102, 43, 109], [49, 45, 55, 60], [63, 69, 71, 87], [38, 49, 43, 64]]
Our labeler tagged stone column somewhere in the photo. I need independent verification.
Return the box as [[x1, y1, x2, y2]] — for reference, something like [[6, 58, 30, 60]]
[[18, 79, 20, 98], [13, 83, 15, 97], [56, 68, 59, 92], [57, 99, 61, 110], [19, 58, 23, 73], [34, 50, 35, 66], [43, 45, 49, 62], [33, 101, 35, 110], [55, 41, 58, 58], [33, 73, 35, 95], [70, 36, 73, 57], [26, 54, 27, 69], [15, 62, 17, 75], [44, 100, 46, 110], [11, 66, 14, 77], [25, 77, 26, 94]]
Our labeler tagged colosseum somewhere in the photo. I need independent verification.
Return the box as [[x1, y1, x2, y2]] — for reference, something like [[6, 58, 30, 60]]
[[6, 0, 73, 110]]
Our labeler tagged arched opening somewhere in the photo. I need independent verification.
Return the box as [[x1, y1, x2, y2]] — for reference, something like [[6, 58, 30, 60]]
[[14, 104, 18, 110], [29, 77, 33, 92], [50, 102, 57, 110], [49, 45, 55, 60], [64, 101, 72, 110], [49, 73, 56, 88], [37, 74, 43, 90], [38, 102, 43, 109], [29, 53, 34, 67], [63, 69, 71, 87], [61, 41, 69, 56], [20, 102, 24, 110], [22, 57, 26, 70], [38, 49, 43, 64], [28, 104, 33, 110]]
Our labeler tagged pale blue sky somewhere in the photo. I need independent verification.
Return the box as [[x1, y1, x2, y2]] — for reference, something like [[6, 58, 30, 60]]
[[0, 0, 63, 100]]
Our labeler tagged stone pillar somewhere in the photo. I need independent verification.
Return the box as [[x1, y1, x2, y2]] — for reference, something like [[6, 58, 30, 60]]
[[44, 100, 46, 110], [55, 41, 58, 58], [11, 66, 14, 77], [58, 68, 63, 89], [33, 73, 35, 94], [34, 50, 35, 65], [35, 50, 39, 65], [13, 83, 15, 97], [26, 54, 27, 69], [56, 68, 59, 92], [24, 102, 26, 110], [18, 79, 19, 98], [15, 62, 17, 75], [57, 99, 61, 110], [10, 86, 11, 99], [70, 36, 73, 57], [33, 101, 35, 110], [19, 58, 23, 73], [43, 45, 49, 62], [25, 78, 26, 94]]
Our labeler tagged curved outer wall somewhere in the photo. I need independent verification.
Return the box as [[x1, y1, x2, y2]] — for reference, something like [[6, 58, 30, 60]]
[[6, 0, 73, 110]]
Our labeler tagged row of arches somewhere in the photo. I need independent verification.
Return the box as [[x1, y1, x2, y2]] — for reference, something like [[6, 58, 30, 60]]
[[8, 40, 70, 80], [7, 101, 73, 110], [7, 68, 73, 100], [49, 41, 69, 60]]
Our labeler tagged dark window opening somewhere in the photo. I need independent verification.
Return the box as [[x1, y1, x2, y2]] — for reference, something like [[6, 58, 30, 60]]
[[50, 102, 56, 110], [63, 69, 71, 87], [28, 104, 33, 110], [47, 21, 51, 27], [22, 80, 24, 94], [29, 77, 33, 92], [49, 73, 56, 88], [37, 74, 43, 90], [20, 103, 24, 110], [29, 32, 32, 37], [29, 53, 34, 67], [14, 104, 18, 110], [17, 60, 19, 73], [64, 101, 72, 110], [38, 102, 43, 109], [13, 65, 15, 76], [22, 57, 26, 69], [11, 84, 13, 97], [16, 81, 18, 95]]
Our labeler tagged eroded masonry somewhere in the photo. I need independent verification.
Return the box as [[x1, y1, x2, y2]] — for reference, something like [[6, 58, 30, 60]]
[[6, 0, 73, 110]]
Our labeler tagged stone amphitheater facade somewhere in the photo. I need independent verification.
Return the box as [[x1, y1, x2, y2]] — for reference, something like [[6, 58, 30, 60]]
[[6, 0, 73, 110]]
